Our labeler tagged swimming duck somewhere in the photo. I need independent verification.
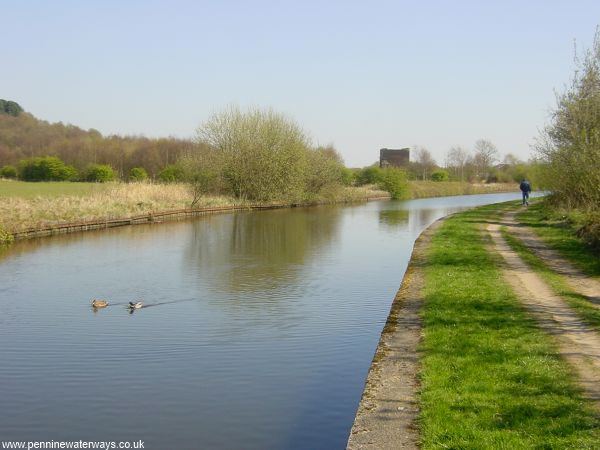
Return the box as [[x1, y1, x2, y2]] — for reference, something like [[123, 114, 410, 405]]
[[128, 301, 143, 309], [91, 299, 109, 308]]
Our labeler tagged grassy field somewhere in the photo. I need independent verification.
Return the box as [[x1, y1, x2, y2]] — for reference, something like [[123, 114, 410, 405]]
[[0, 180, 99, 198], [419, 203, 600, 448]]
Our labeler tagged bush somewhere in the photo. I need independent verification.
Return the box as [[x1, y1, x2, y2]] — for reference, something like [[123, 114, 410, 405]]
[[129, 167, 149, 182], [197, 106, 310, 202], [340, 167, 355, 186], [431, 169, 449, 182], [18, 156, 78, 181], [0, 165, 17, 179], [378, 167, 409, 200], [355, 166, 383, 185], [82, 164, 116, 182], [158, 164, 184, 183], [0, 225, 14, 245]]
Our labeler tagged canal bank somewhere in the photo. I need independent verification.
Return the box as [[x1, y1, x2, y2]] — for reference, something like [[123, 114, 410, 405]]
[[348, 201, 600, 449], [347, 217, 442, 449]]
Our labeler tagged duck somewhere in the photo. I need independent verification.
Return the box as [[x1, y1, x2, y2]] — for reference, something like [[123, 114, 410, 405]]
[[128, 301, 143, 310], [91, 299, 109, 308]]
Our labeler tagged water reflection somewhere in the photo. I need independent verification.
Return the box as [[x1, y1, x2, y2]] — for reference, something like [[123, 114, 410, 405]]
[[185, 207, 342, 294], [378, 209, 409, 229]]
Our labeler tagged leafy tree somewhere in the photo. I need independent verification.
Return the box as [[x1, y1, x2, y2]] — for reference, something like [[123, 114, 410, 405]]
[[82, 164, 116, 182], [0, 165, 17, 178], [196, 106, 310, 202], [158, 164, 184, 183], [129, 167, 149, 182], [537, 31, 600, 211], [18, 156, 77, 181], [340, 167, 355, 186], [431, 169, 449, 181], [378, 167, 409, 199], [355, 165, 383, 185], [305, 146, 345, 195], [0, 99, 24, 117]]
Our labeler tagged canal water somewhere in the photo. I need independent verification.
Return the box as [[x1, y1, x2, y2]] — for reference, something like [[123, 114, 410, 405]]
[[0, 193, 525, 449]]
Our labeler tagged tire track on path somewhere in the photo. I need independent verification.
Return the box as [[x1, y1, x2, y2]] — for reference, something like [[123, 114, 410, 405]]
[[487, 216, 600, 408]]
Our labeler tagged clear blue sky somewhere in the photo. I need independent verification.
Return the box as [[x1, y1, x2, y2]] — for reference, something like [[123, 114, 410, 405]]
[[2, 0, 599, 167]]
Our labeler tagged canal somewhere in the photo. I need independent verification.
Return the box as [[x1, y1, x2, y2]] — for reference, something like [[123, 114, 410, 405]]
[[0, 193, 524, 449]]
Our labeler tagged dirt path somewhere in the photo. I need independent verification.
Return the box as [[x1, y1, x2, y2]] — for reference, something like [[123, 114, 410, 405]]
[[503, 209, 600, 306], [487, 214, 600, 407], [347, 221, 441, 449]]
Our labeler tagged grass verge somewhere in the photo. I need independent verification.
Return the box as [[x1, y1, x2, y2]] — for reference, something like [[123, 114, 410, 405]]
[[419, 203, 600, 448], [516, 202, 600, 278]]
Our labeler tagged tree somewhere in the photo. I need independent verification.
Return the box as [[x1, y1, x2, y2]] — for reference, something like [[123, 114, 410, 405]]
[[129, 167, 149, 182], [378, 167, 409, 199], [196, 106, 310, 202], [473, 139, 498, 181], [411, 147, 437, 180], [158, 164, 184, 182], [431, 169, 449, 181], [445, 146, 470, 181], [0, 99, 24, 117], [0, 165, 17, 178], [537, 30, 600, 211], [82, 164, 116, 182], [18, 156, 77, 181]]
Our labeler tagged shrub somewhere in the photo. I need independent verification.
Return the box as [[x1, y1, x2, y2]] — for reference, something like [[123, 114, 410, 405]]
[[129, 167, 149, 182], [431, 169, 449, 182], [0, 224, 14, 245], [340, 167, 355, 186], [82, 164, 116, 182], [0, 165, 17, 179], [355, 166, 383, 185], [196, 106, 310, 202], [158, 164, 184, 183], [18, 156, 77, 181], [378, 167, 409, 200]]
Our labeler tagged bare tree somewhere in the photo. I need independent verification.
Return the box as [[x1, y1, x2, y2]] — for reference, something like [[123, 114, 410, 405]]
[[446, 146, 470, 181], [412, 146, 437, 180], [473, 139, 499, 180]]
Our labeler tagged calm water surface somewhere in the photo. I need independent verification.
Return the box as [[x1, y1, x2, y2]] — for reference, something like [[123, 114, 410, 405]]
[[0, 194, 525, 449]]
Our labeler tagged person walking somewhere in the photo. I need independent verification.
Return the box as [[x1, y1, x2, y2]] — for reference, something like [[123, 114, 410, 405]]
[[519, 179, 531, 206]]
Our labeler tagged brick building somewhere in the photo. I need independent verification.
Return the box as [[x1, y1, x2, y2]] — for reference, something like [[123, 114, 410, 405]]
[[379, 148, 410, 168]]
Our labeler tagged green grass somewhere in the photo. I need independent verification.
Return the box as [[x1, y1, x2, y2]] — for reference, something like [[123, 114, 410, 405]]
[[0, 180, 99, 198], [516, 202, 600, 278], [419, 203, 600, 449]]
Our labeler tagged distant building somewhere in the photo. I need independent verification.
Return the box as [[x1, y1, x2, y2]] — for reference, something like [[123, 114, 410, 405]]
[[380, 148, 410, 168]]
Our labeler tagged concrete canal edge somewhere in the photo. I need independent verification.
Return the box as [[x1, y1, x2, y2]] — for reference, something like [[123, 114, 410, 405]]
[[347, 218, 444, 450]]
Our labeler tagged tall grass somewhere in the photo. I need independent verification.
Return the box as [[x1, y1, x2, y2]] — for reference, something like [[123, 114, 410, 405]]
[[0, 182, 237, 232], [409, 181, 517, 199]]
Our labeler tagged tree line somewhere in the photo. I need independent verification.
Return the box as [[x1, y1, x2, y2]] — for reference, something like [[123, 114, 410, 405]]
[[0, 106, 193, 179]]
